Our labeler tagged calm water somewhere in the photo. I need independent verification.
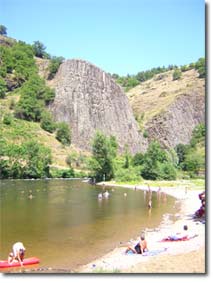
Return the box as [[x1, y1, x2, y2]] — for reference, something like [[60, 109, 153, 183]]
[[0, 179, 177, 270]]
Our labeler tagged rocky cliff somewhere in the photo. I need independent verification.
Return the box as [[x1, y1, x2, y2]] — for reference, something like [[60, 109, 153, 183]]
[[127, 69, 205, 149], [50, 59, 144, 153]]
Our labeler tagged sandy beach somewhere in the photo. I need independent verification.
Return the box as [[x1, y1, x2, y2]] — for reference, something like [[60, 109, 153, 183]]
[[78, 183, 205, 273]]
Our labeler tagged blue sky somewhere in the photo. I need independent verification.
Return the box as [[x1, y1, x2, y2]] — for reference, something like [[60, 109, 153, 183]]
[[1, 0, 205, 75]]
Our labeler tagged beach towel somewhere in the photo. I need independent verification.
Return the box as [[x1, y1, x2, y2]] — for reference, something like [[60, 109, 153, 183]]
[[126, 248, 167, 256], [160, 234, 198, 242]]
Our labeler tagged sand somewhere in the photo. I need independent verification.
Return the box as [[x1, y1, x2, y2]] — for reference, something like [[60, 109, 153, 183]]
[[78, 184, 205, 274]]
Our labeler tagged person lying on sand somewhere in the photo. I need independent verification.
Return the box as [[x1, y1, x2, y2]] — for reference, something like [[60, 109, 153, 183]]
[[125, 236, 148, 254], [161, 225, 198, 242]]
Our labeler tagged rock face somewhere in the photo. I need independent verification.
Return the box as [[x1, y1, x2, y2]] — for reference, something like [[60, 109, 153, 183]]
[[145, 91, 205, 149], [50, 59, 144, 153], [128, 69, 205, 150]]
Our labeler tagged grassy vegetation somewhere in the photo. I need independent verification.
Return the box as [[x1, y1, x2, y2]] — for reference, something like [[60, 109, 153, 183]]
[[92, 267, 121, 273], [127, 68, 205, 129]]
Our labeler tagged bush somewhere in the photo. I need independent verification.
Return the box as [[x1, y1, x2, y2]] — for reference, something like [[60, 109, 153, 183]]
[[158, 162, 177, 180], [114, 166, 142, 182], [173, 69, 182, 80], [3, 113, 13, 125], [50, 167, 75, 178], [195, 58, 205, 78], [40, 111, 56, 133], [0, 139, 52, 179], [190, 123, 205, 147], [181, 151, 203, 174], [9, 98, 16, 109], [48, 56, 64, 79], [0, 77, 7, 98], [132, 152, 144, 166], [15, 93, 43, 121], [56, 122, 71, 145], [143, 130, 148, 138], [15, 74, 55, 121]]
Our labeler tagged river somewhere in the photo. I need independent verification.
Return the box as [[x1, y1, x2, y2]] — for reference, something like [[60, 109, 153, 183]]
[[0, 179, 177, 271]]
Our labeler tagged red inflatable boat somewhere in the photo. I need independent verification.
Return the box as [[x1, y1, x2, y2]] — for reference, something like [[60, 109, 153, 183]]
[[0, 257, 40, 268]]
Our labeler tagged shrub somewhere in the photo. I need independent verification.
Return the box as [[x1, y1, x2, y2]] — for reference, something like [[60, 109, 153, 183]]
[[15, 74, 55, 121], [143, 130, 148, 138], [56, 122, 71, 145], [195, 58, 205, 78], [158, 162, 177, 180], [15, 93, 43, 121], [173, 69, 182, 80], [9, 98, 16, 109], [190, 123, 205, 147], [114, 166, 142, 182], [0, 77, 7, 98], [50, 167, 75, 178], [181, 151, 203, 175], [0, 140, 52, 179], [3, 113, 13, 125], [132, 152, 144, 166], [40, 111, 56, 133], [48, 56, 64, 79]]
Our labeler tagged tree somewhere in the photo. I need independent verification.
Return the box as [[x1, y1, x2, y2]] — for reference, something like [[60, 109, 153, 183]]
[[32, 41, 47, 58], [175, 143, 189, 165], [90, 131, 118, 181], [56, 122, 71, 145], [15, 74, 55, 121], [0, 138, 52, 179], [0, 25, 7, 35], [190, 123, 205, 147], [182, 151, 203, 175], [140, 141, 176, 180]]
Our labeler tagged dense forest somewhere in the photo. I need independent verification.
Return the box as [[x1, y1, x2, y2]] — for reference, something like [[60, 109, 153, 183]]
[[0, 25, 205, 181]]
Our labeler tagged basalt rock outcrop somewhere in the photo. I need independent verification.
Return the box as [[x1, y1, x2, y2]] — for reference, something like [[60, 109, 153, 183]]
[[145, 90, 205, 149], [50, 59, 144, 153], [128, 69, 205, 150]]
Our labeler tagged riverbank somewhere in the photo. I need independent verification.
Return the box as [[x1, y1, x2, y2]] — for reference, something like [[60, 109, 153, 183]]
[[78, 181, 205, 273]]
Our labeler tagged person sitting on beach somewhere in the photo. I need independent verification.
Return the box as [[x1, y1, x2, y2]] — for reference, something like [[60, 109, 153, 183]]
[[125, 236, 148, 255], [8, 242, 26, 266]]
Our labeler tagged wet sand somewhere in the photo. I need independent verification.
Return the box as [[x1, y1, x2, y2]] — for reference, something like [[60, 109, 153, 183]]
[[78, 184, 205, 273]]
